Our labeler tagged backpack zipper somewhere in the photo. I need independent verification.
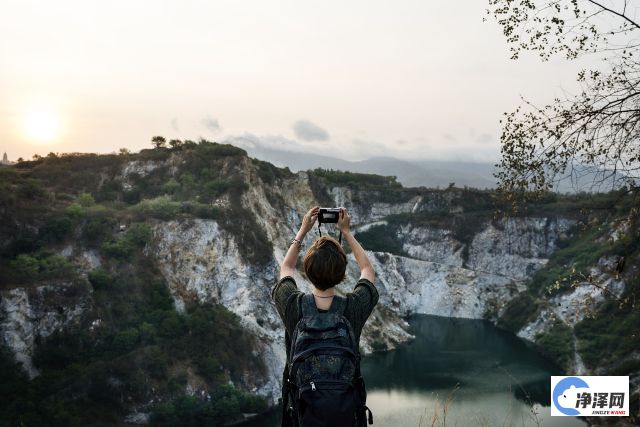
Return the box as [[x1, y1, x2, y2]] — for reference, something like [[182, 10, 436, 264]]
[[291, 344, 357, 365]]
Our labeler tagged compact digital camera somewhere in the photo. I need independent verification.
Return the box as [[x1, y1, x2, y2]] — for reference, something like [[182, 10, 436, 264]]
[[318, 207, 341, 224]]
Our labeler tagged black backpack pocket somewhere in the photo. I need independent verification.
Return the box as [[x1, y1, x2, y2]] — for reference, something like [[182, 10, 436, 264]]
[[298, 380, 358, 427]]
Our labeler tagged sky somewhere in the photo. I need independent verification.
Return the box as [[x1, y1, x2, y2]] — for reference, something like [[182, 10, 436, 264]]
[[0, 0, 597, 163]]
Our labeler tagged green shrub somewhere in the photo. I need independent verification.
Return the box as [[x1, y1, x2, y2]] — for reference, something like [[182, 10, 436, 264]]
[[10, 254, 40, 279], [40, 212, 75, 242], [196, 356, 225, 383], [163, 178, 180, 194], [126, 223, 152, 246], [497, 293, 539, 333], [143, 345, 167, 378], [101, 239, 133, 259], [9, 253, 75, 283], [149, 279, 174, 311], [158, 312, 186, 338], [77, 192, 95, 207], [101, 223, 151, 259], [149, 385, 267, 427], [112, 328, 140, 353], [131, 196, 181, 220], [194, 141, 246, 157], [17, 178, 46, 199], [83, 214, 117, 246], [88, 267, 113, 290], [179, 172, 196, 188], [178, 201, 222, 219], [64, 202, 85, 220], [355, 224, 404, 255], [39, 254, 74, 278], [252, 158, 293, 184], [123, 189, 141, 204], [535, 321, 574, 370]]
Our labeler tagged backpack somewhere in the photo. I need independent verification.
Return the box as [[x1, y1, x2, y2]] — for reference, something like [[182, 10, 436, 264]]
[[281, 294, 374, 427]]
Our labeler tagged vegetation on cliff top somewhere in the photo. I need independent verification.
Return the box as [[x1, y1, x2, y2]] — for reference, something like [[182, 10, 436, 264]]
[[3, 140, 273, 266]]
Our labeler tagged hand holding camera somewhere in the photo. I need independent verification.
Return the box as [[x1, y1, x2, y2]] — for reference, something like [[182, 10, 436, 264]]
[[300, 206, 320, 234], [336, 207, 350, 234], [317, 207, 350, 233]]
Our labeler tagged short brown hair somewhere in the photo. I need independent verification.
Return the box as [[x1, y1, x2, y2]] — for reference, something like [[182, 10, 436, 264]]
[[303, 236, 347, 291]]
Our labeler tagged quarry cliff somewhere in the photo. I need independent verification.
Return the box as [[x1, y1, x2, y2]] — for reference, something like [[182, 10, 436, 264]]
[[1, 142, 637, 425]]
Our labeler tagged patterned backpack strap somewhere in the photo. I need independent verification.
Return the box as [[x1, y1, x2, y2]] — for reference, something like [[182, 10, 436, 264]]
[[301, 293, 317, 318], [328, 295, 346, 315]]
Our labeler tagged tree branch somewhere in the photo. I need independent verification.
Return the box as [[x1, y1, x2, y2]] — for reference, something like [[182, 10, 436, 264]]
[[585, 0, 640, 30]]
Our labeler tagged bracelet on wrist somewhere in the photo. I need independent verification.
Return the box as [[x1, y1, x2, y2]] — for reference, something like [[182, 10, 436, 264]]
[[290, 238, 302, 248]]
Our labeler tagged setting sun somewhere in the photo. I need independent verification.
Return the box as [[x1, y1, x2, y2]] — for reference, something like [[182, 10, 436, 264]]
[[23, 109, 61, 143]]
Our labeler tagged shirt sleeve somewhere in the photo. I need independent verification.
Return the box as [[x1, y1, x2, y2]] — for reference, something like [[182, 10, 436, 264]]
[[346, 278, 379, 337], [271, 276, 303, 336]]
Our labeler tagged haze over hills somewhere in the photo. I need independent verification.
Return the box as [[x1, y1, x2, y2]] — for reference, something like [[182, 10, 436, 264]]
[[226, 138, 498, 189], [227, 137, 633, 193]]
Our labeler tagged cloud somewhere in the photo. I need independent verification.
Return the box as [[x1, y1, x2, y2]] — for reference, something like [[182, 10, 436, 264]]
[[171, 118, 179, 131], [292, 120, 330, 142], [443, 133, 457, 142], [202, 116, 221, 133]]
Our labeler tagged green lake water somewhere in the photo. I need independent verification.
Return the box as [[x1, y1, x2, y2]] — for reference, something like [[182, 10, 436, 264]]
[[240, 315, 586, 426]]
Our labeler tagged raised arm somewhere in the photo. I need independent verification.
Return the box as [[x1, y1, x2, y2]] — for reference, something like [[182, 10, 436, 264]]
[[279, 206, 319, 280], [337, 207, 375, 284]]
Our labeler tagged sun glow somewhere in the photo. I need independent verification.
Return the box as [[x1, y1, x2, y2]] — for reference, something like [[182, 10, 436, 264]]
[[23, 109, 61, 143]]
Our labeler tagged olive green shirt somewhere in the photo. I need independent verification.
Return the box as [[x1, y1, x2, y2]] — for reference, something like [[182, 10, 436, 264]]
[[271, 276, 379, 358]]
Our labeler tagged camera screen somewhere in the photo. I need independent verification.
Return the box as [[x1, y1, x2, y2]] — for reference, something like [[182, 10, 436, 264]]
[[325, 213, 337, 219]]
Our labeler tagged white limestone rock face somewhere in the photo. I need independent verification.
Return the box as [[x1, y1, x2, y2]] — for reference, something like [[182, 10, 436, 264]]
[[368, 252, 522, 320], [0, 284, 88, 378], [400, 225, 465, 267], [146, 218, 284, 402], [118, 153, 184, 191], [467, 217, 575, 280]]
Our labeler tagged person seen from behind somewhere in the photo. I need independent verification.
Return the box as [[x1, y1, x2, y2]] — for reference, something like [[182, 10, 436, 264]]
[[272, 206, 378, 426]]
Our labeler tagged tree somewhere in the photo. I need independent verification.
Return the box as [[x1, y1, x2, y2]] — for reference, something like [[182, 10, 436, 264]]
[[118, 147, 131, 156], [77, 192, 95, 207], [168, 139, 183, 149], [487, 0, 640, 204], [151, 135, 167, 149]]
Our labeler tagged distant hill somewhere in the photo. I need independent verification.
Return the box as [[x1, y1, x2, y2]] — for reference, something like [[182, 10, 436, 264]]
[[229, 139, 632, 193], [229, 141, 498, 189]]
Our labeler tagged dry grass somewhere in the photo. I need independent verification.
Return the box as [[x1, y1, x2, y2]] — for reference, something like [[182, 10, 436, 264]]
[[416, 380, 543, 427]]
